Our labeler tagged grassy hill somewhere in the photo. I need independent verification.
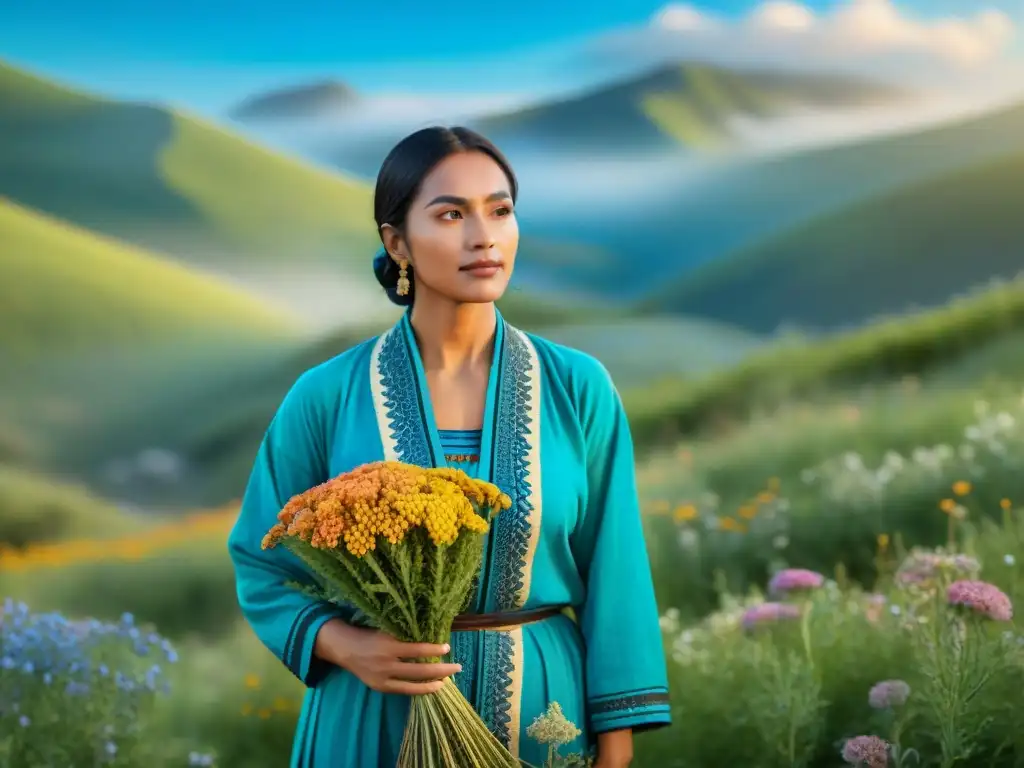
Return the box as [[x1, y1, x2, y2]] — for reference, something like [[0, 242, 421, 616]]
[[0, 60, 378, 272], [0, 197, 303, 470], [582, 98, 1024, 308], [0, 197, 299, 362], [627, 274, 1024, 447], [476, 62, 907, 155], [644, 149, 1024, 333]]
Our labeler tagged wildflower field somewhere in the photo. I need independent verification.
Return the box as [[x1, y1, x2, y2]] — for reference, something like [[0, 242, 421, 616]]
[[4, 308, 1024, 766]]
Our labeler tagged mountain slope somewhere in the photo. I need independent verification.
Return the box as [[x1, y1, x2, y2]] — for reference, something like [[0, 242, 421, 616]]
[[230, 80, 359, 122], [476, 62, 908, 155], [644, 149, 1024, 332], [0, 60, 378, 272], [0, 197, 299, 363]]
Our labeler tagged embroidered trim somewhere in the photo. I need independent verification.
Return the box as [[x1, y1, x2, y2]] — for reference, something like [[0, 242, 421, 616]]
[[479, 630, 517, 749], [444, 453, 480, 464], [588, 690, 671, 715], [377, 326, 433, 467], [489, 326, 536, 612]]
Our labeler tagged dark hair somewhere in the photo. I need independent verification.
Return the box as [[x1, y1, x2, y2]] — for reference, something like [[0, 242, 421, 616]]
[[372, 126, 519, 306]]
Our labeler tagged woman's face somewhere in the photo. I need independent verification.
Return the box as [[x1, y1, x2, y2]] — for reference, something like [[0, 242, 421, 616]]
[[384, 151, 519, 306]]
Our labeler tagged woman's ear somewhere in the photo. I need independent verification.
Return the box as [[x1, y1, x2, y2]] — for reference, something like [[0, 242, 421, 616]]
[[379, 224, 406, 264]]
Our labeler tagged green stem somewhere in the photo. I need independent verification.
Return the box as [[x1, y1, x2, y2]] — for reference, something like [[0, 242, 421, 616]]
[[800, 601, 815, 673], [363, 550, 419, 638]]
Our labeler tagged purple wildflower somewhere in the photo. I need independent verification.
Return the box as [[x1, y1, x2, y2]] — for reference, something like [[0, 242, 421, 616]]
[[741, 602, 801, 630], [842, 735, 889, 767], [868, 680, 911, 709], [769, 568, 825, 596], [947, 580, 1013, 622]]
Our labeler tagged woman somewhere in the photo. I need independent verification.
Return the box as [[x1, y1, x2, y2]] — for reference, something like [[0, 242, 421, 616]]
[[228, 126, 670, 767]]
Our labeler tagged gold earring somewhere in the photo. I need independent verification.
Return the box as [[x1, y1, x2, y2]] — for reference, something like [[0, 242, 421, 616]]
[[396, 259, 410, 296]]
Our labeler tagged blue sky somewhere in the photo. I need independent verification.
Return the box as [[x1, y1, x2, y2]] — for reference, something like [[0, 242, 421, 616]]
[[1, 0, 1021, 113]]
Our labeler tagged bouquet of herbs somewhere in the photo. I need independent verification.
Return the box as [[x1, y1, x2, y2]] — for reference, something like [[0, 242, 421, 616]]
[[261, 461, 521, 768]]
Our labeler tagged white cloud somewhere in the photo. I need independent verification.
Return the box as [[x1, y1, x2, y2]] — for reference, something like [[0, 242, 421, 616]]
[[649, 0, 1015, 68], [747, 2, 816, 33], [653, 3, 721, 32]]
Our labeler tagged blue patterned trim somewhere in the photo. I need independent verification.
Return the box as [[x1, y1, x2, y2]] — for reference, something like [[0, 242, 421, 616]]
[[378, 327, 434, 466], [588, 686, 672, 734], [488, 325, 535, 612], [588, 688, 671, 715], [478, 631, 517, 748]]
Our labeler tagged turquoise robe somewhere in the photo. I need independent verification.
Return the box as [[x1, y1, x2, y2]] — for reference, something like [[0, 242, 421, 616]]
[[227, 309, 671, 767]]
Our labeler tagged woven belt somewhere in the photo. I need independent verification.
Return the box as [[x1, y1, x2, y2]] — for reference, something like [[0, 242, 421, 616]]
[[451, 605, 567, 632]]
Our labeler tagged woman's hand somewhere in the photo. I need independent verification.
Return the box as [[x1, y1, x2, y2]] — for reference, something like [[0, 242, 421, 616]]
[[594, 729, 634, 768], [314, 619, 462, 695]]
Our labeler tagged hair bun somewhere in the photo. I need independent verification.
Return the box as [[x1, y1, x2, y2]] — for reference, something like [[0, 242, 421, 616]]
[[372, 248, 414, 307]]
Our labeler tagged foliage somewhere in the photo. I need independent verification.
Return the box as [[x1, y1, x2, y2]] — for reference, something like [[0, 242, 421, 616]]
[[0, 600, 215, 767], [0, 464, 141, 548], [642, 390, 1024, 622], [628, 276, 1024, 447], [639, 509, 1024, 767]]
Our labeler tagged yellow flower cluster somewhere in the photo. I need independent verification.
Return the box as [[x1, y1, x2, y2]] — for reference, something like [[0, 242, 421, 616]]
[[262, 462, 511, 556]]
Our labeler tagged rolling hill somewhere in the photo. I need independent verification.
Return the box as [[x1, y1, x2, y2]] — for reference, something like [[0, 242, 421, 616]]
[[305, 62, 909, 178], [0, 196, 302, 468], [643, 148, 1024, 333], [534, 96, 1024, 305], [0, 196, 299, 362], [476, 62, 908, 156], [0, 60, 379, 274]]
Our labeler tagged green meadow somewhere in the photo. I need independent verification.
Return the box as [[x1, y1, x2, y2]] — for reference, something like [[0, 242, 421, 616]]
[[4, 58, 1024, 767]]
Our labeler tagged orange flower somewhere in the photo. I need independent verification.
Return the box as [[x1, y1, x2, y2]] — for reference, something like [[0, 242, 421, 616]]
[[952, 480, 972, 497], [1000, 498, 1012, 511], [738, 504, 758, 520], [939, 498, 957, 514], [262, 461, 507, 556]]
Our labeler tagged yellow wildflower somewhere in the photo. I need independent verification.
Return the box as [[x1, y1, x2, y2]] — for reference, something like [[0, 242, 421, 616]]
[[952, 480, 972, 497], [1000, 498, 1012, 511], [718, 517, 746, 533], [673, 504, 698, 522], [939, 498, 956, 514], [244, 673, 261, 690], [877, 533, 889, 551], [738, 504, 758, 520], [263, 461, 508, 556]]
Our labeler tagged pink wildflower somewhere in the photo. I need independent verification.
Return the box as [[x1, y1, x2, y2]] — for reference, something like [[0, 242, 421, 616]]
[[741, 602, 801, 630], [769, 568, 825, 596], [868, 679, 911, 709], [842, 735, 889, 767], [946, 580, 1013, 622]]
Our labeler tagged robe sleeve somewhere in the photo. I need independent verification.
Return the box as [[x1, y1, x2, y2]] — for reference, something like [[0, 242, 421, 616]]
[[227, 370, 346, 688], [572, 357, 672, 735]]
